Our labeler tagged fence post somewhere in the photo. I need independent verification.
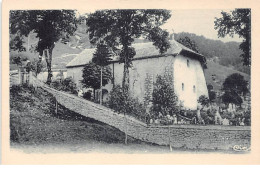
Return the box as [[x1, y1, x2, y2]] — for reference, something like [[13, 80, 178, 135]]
[[18, 67, 24, 85], [28, 71, 33, 85], [55, 98, 58, 115], [168, 125, 172, 151]]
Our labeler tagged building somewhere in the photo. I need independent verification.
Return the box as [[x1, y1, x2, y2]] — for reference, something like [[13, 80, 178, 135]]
[[66, 40, 208, 109]]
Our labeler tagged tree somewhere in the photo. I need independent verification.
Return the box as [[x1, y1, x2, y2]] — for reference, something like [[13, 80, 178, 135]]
[[10, 56, 25, 66], [10, 10, 78, 84], [152, 74, 178, 117], [198, 95, 210, 110], [92, 42, 112, 104], [214, 9, 251, 66], [86, 9, 171, 93], [222, 73, 249, 106], [30, 59, 44, 76], [81, 62, 112, 100], [176, 36, 199, 53], [207, 84, 216, 103]]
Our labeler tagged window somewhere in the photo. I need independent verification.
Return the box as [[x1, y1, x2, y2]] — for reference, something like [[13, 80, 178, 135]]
[[182, 83, 184, 91], [187, 59, 190, 67], [193, 85, 196, 93]]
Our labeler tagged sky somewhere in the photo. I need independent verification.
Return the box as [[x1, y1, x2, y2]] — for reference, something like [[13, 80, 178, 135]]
[[161, 9, 242, 42], [78, 9, 242, 43]]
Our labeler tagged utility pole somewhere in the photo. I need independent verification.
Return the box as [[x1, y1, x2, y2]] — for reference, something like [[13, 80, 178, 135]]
[[100, 66, 103, 105]]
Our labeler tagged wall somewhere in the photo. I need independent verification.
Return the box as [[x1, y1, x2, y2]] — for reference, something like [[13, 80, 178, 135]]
[[173, 54, 208, 109], [106, 54, 208, 109], [66, 66, 84, 87], [105, 55, 175, 104], [32, 77, 251, 151]]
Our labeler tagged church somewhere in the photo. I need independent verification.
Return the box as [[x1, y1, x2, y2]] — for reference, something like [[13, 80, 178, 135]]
[[66, 39, 209, 110]]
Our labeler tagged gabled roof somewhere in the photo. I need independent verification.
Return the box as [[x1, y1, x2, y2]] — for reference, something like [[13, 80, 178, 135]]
[[66, 40, 207, 68]]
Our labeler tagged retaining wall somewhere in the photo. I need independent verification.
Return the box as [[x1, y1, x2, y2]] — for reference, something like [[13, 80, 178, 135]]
[[31, 77, 251, 150]]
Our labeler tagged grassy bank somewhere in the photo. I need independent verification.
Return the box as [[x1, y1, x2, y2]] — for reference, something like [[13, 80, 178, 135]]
[[10, 86, 140, 145]]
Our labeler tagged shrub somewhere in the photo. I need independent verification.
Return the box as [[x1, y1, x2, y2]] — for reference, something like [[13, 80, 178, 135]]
[[198, 95, 210, 109], [83, 91, 92, 100], [108, 85, 146, 122], [50, 77, 77, 94], [244, 108, 251, 126], [200, 110, 214, 125]]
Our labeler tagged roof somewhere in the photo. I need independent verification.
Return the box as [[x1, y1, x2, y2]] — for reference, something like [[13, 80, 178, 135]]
[[66, 40, 207, 68]]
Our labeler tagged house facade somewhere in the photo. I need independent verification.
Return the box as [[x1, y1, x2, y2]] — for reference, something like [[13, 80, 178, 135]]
[[66, 40, 208, 109]]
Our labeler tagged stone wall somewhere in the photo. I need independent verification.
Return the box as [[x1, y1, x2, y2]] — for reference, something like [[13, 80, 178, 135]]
[[31, 77, 251, 151]]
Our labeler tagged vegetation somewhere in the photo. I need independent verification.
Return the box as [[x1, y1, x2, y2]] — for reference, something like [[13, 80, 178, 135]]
[[198, 95, 210, 110], [10, 10, 78, 84], [215, 9, 251, 66], [176, 36, 199, 53], [222, 73, 249, 106], [50, 77, 78, 94], [151, 74, 178, 117], [174, 32, 250, 75], [107, 85, 146, 122], [86, 9, 171, 93], [81, 62, 112, 99], [92, 42, 113, 104], [207, 84, 216, 103]]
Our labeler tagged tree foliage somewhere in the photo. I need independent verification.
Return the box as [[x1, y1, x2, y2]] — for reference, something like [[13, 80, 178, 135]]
[[10, 10, 78, 84], [214, 9, 251, 66], [207, 84, 216, 103], [152, 74, 178, 117], [81, 62, 112, 90], [176, 36, 199, 53], [198, 95, 210, 110], [222, 73, 249, 105], [92, 42, 113, 104], [92, 42, 112, 66], [86, 9, 171, 92]]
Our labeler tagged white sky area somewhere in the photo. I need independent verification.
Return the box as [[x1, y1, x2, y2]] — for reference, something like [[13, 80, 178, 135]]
[[77, 9, 243, 43]]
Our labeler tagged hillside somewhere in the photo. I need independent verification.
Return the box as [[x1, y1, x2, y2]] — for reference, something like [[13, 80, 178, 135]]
[[204, 61, 250, 91], [174, 32, 250, 75]]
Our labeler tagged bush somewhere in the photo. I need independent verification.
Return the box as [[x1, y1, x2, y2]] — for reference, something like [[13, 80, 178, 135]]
[[50, 77, 77, 94], [244, 108, 251, 126], [83, 91, 92, 100], [108, 85, 146, 122], [200, 110, 214, 125]]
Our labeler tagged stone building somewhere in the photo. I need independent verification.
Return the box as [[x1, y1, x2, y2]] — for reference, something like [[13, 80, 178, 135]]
[[66, 40, 208, 109]]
